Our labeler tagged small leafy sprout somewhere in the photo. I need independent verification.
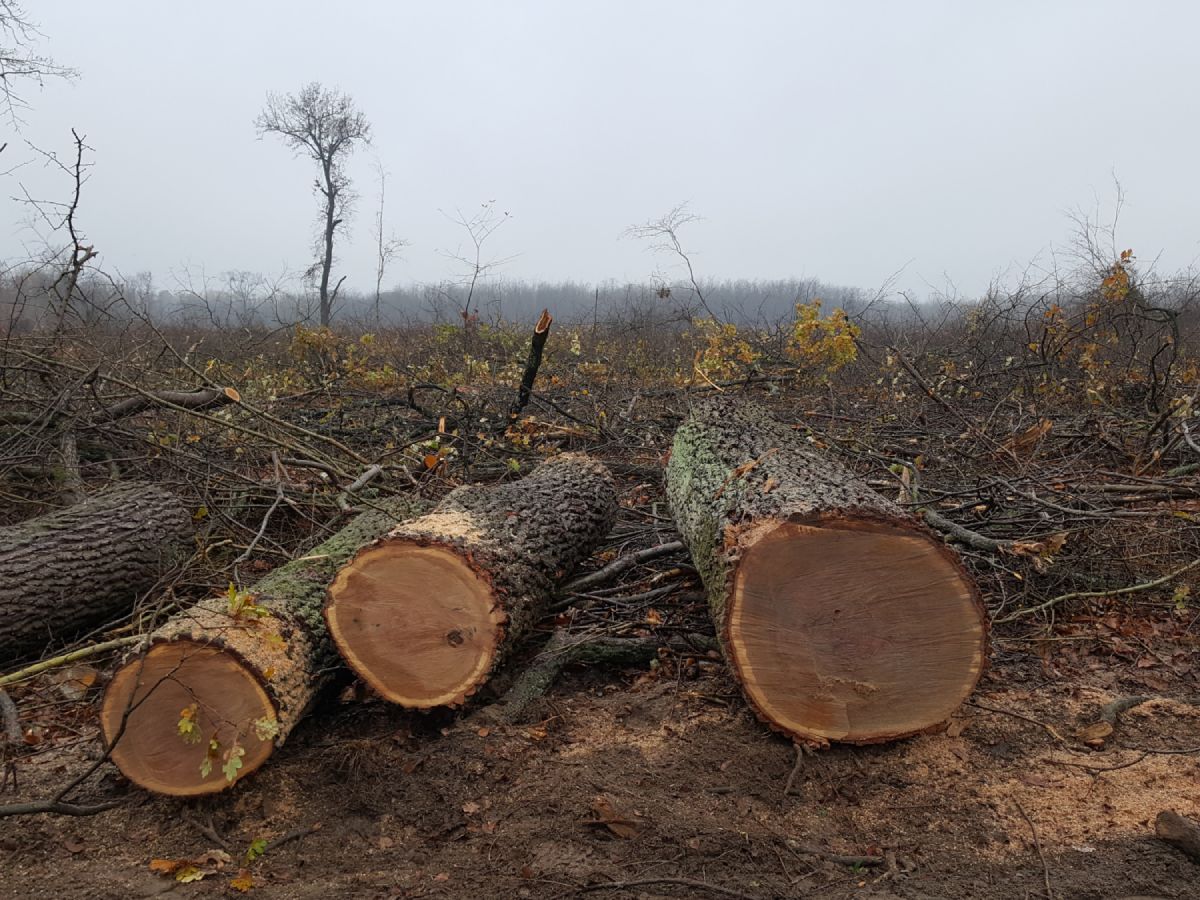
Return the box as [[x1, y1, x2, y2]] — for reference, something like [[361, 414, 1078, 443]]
[[253, 715, 280, 742], [222, 742, 245, 783], [1173, 584, 1191, 612], [244, 838, 268, 865], [200, 738, 220, 779], [177, 704, 201, 744], [227, 583, 269, 620]]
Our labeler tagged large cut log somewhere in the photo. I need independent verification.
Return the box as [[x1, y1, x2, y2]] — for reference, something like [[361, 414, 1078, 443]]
[[99, 494, 426, 797], [325, 453, 617, 708], [665, 397, 987, 745], [0, 483, 193, 663]]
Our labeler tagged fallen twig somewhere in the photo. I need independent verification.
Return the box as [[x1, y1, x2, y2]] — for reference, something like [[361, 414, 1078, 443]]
[[994, 557, 1200, 623], [563, 541, 686, 594], [0, 636, 143, 688], [1014, 800, 1054, 899], [578, 876, 763, 900]]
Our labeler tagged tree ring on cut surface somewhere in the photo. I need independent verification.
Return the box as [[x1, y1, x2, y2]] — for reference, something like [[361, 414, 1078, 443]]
[[325, 542, 504, 708], [728, 517, 986, 743], [100, 640, 275, 796]]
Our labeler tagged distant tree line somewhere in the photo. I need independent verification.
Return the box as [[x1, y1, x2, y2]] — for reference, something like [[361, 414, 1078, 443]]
[[0, 270, 872, 332]]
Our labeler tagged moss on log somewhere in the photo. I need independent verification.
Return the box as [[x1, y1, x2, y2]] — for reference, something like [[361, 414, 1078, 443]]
[[99, 494, 426, 797], [325, 454, 617, 708], [665, 396, 988, 746]]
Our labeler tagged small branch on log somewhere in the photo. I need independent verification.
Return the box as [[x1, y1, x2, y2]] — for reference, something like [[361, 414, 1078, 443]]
[[1155, 811, 1200, 864], [507, 308, 552, 426]]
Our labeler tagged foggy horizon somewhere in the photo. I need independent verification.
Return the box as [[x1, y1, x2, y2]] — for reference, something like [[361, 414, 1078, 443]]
[[4, 1, 1199, 304]]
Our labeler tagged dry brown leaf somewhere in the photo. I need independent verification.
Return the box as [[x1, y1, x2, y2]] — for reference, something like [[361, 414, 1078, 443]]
[[49, 664, 99, 701], [590, 795, 640, 839], [999, 418, 1053, 457]]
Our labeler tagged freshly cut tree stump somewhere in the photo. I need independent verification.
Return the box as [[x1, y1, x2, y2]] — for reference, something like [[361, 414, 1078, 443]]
[[665, 397, 987, 745], [100, 494, 426, 796], [325, 453, 617, 708], [0, 482, 193, 663]]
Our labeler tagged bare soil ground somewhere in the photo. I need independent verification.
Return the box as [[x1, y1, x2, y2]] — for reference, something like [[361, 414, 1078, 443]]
[[2, 614, 1197, 900]]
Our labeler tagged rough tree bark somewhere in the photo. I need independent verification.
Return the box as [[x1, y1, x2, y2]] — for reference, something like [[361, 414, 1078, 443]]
[[99, 494, 426, 797], [665, 396, 988, 746], [325, 453, 617, 709], [0, 483, 193, 663]]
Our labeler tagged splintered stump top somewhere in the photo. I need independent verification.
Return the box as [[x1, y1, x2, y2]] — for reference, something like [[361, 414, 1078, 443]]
[[729, 518, 984, 743], [325, 543, 505, 707]]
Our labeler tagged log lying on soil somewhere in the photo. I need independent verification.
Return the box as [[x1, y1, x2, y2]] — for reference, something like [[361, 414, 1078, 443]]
[[325, 454, 617, 708], [665, 397, 987, 745], [1156, 811, 1200, 863], [0, 483, 193, 663], [99, 494, 426, 797]]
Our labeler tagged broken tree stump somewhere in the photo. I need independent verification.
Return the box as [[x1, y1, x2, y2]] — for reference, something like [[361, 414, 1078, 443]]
[[0, 482, 193, 663], [325, 453, 617, 708], [99, 494, 426, 796], [665, 397, 987, 745]]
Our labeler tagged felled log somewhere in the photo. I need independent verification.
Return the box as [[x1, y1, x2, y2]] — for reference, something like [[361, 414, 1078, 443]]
[[325, 453, 617, 708], [665, 397, 987, 745], [0, 483, 193, 663], [99, 494, 426, 797], [1156, 811, 1200, 863]]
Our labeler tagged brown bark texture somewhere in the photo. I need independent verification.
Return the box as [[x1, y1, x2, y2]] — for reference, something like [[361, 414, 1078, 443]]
[[664, 395, 988, 744], [326, 453, 618, 706], [0, 482, 193, 663]]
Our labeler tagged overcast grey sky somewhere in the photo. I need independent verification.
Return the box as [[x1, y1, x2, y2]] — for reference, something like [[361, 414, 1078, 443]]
[[4, 1, 1199, 299]]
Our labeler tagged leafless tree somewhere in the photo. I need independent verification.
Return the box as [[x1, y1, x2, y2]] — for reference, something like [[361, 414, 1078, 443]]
[[436, 201, 513, 327], [372, 160, 407, 326], [0, 0, 76, 124], [255, 83, 371, 327], [624, 203, 719, 322]]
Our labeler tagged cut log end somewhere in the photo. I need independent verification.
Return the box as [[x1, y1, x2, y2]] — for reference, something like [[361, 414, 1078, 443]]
[[729, 518, 986, 744], [100, 640, 275, 797], [325, 542, 503, 708]]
